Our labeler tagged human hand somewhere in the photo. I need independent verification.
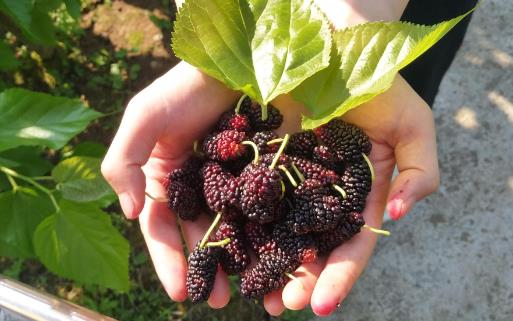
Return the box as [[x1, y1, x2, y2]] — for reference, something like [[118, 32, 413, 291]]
[[102, 61, 241, 307], [261, 75, 440, 316], [103, 0, 437, 314]]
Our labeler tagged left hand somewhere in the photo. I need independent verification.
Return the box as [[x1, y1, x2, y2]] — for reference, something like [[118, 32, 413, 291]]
[[263, 75, 440, 316]]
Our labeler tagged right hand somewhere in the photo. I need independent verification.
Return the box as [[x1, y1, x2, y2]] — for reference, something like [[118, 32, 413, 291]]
[[102, 62, 240, 307]]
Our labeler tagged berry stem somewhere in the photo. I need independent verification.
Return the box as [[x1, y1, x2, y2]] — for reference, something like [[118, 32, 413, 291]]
[[363, 224, 390, 236], [280, 181, 286, 200], [242, 141, 260, 164], [290, 162, 305, 183], [205, 238, 231, 247], [285, 273, 304, 290], [145, 191, 168, 203], [278, 165, 297, 187], [234, 94, 248, 114], [332, 184, 347, 199], [193, 140, 204, 157], [362, 153, 375, 183], [270, 134, 290, 170], [266, 138, 284, 145], [261, 105, 268, 121], [200, 212, 223, 248]]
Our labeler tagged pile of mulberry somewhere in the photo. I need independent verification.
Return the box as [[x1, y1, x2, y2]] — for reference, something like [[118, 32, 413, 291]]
[[161, 98, 387, 304]]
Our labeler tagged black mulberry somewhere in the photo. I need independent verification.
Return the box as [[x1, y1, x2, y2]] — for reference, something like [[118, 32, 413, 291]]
[[202, 161, 240, 212], [340, 157, 372, 213], [239, 163, 282, 223], [315, 212, 365, 255], [314, 119, 372, 162], [213, 221, 251, 274], [186, 244, 220, 303]]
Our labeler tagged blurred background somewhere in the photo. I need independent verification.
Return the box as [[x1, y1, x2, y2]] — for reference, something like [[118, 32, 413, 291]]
[[0, 0, 511, 321]]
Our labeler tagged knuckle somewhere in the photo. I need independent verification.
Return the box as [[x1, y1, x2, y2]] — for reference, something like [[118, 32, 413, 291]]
[[430, 174, 441, 193], [100, 158, 117, 182]]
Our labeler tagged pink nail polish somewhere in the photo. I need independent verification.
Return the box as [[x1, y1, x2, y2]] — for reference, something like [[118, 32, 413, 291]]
[[387, 198, 404, 220]]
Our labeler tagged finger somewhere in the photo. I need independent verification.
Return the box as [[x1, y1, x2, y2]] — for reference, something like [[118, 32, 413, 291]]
[[138, 197, 188, 302], [264, 289, 285, 316], [310, 176, 389, 316], [102, 78, 170, 219], [181, 215, 231, 308], [281, 260, 325, 310], [387, 104, 440, 220], [207, 268, 231, 308], [310, 228, 379, 316], [102, 62, 238, 219]]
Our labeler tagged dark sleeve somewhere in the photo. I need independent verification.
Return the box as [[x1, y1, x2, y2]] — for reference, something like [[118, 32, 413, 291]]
[[399, 0, 479, 106]]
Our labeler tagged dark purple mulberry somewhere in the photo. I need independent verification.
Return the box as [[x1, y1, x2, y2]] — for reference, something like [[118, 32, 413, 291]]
[[240, 249, 299, 299], [340, 157, 372, 213], [167, 182, 201, 220], [213, 221, 250, 275], [290, 156, 340, 185], [165, 156, 205, 220], [286, 130, 317, 158], [202, 161, 240, 212], [239, 163, 282, 223], [286, 179, 344, 234], [240, 97, 283, 131], [186, 243, 220, 303], [315, 212, 365, 255], [203, 130, 247, 162], [313, 119, 372, 162], [244, 222, 274, 255], [251, 131, 280, 154], [272, 225, 318, 263], [312, 145, 344, 174], [259, 153, 291, 168]]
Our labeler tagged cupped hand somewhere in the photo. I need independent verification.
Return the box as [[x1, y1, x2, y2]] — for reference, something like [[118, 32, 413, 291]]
[[102, 61, 240, 306], [102, 61, 439, 315], [264, 75, 440, 316]]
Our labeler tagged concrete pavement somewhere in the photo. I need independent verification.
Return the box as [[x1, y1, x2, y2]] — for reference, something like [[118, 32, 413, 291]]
[[316, 1, 513, 320]]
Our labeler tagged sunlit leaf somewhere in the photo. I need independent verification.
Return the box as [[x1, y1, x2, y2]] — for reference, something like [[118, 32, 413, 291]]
[[34, 200, 129, 291], [0, 89, 102, 152]]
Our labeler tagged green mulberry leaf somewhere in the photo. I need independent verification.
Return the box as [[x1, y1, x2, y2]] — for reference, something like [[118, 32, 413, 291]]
[[293, 10, 472, 129], [0, 187, 54, 258], [172, 0, 331, 106], [33, 200, 130, 291], [0, 89, 102, 152], [0, 41, 20, 71], [52, 156, 114, 203]]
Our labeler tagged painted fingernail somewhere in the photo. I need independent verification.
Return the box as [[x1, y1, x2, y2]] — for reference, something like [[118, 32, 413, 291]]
[[119, 192, 135, 219], [387, 198, 404, 220], [313, 302, 336, 317]]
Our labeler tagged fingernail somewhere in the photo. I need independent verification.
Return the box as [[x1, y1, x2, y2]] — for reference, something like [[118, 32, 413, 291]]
[[119, 193, 135, 219], [387, 198, 404, 220], [312, 302, 336, 317]]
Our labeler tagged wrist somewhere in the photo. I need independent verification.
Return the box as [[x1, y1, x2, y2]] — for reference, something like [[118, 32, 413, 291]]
[[314, 0, 409, 29]]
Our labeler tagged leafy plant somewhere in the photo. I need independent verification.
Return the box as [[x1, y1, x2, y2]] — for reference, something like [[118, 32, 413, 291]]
[[0, 88, 130, 291], [0, 0, 81, 46], [172, 0, 473, 128]]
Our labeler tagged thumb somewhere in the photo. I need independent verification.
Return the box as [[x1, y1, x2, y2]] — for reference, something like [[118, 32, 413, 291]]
[[386, 167, 439, 220], [386, 109, 440, 221], [102, 81, 169, 219]]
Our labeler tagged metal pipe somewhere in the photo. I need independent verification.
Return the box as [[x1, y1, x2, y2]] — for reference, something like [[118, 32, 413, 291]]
[[0, 275, 118, 321]]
